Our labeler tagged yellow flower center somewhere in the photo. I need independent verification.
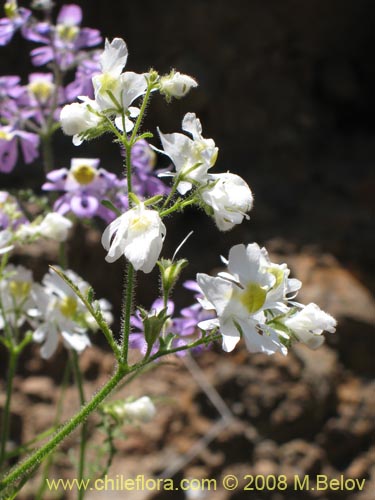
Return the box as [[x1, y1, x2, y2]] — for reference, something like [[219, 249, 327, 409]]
[[56, 24, 79, 42], [98, 73, 118, 96], [71, 164, 97, 185], [59, 296, 77, 317], [238, 282, 267, 314], [129, 215, 151, 232], [9, 281, 31, 299], [28, 81, 54, 102], [0, 130, 11, 141], [4, 1, 17, 19], [268, 267, 284, 289]]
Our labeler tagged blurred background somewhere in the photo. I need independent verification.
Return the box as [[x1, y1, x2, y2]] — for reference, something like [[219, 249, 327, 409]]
[[1, 1, 374, 498]]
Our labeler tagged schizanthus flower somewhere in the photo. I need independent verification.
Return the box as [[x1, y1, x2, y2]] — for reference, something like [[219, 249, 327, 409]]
[[101, 202, 166, 272], [31, 267, 112, 359], [158, 112, 218, 194], [197, 243, 336, 355], [159, 70, 197, 101], [200, 172, 253, 231]]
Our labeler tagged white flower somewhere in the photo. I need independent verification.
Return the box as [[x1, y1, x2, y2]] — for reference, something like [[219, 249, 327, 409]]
[[31, 269, 91, 359], [0, 230, 13, 255], [122, 396, 156, 423], [197, 243, 287, 355], [258, 247, 302, 313], [159, 70, 197, 100], [94, 38, 128, 99], [38, 212, 72, 242], [158, 112, 218, 194], [101, 202, 166, 273], [0, 265, 36, 330], [283, 303, 336, 349], [92, 38, 147, 117], [60, 98, 101, 146], [200, 172, 253, 231]]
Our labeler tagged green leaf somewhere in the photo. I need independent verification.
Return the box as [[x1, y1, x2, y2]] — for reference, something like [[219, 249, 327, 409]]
[[87, 287, 95, 304], [101, 200, 121, 216]]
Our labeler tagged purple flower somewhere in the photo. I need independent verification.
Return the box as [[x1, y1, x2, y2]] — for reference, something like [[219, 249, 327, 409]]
[[0, 75, 23, 99], [0, 126, 39, 173], [172, 280, 216, 356], [19, 72, 65, 125], [65, 55, 101, 101], [23, 4, 101, 69], [43, 158, 127, 221], [129, 140, 171, 198], [0, 1, 31, 46], [0, 75, 24, 121]]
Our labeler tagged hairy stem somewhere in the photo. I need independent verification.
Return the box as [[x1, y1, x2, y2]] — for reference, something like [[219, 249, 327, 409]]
[[121, 262, 134, 365], [0, 349, 18, 467], [72, 352, 87, 500], [0, 368, 126, 491]]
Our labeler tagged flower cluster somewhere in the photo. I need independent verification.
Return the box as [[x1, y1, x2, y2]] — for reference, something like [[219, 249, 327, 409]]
[[0, 190, 72, 254], [43, 158, 128, 222], [0, 2, 103, 172], [0, 264, 112, 359], [197, 243, 336, 355]]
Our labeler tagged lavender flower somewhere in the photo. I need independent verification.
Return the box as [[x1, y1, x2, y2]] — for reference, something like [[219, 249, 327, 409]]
[[43, 158, 127, 222], [23, 4, 101, 69], [0, 0, 31, 46], [0, 75, 23, 121], [0, 125, 39, 172], [130, 140, 170, 198], [65, 54, 101, 101]]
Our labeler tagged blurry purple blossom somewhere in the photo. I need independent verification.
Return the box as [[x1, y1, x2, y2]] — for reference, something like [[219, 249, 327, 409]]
[[0, 1, 31, 46], [65, 55, 101, 101], [23, 4, 101, 69], [42, 158, 127, 222], [0, 125, 39, 172], [129, 140, 171, 198]]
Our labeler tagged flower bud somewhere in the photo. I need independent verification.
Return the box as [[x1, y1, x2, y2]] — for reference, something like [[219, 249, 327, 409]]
[[123, 396, 156, 422], [38, 212, 72, 242], [159, 71, 197, 102], [104, 396, 156, 423], [158, 258, 188, 298], [60, 101, 101, 145]]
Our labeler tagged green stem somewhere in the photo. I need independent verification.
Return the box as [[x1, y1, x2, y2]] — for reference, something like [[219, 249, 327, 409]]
[[72, 352, 86, 500], [58, 241, 67, 270], [35, 359, 71, 500], [0, 332, 219, 492], [125, 142, 133, 199], [129, 83, 154, 144], [0, 349, 19, 466], [161, 178, 179, 210], [40, 63, 63, 174], [41, 133, 54, 174], [121, 263, 134, 365], [0, 368, 126, 492]]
